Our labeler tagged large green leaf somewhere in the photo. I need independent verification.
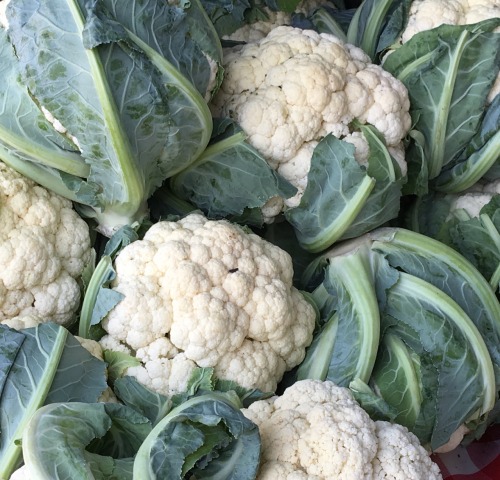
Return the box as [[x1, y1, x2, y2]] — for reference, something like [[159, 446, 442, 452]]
[[371, 228, 500, 383], [0, 324, 108, 479], [297, 246, 387, 386], [285, 134, 375, 252], [340, 123, 406, 240], [0, 28, 87, 177], [433, 94, 500, 192], [133, 392, 261, 479], [370, 333, 423, 428], [99, 0, 222, 99], [169, 119, 296, 223], [22, 402, 151, 480], [346, 0, 407, 61], [383, 20, 500, 180], [3, 0, 215, 234], [381, 273, 495, 450]]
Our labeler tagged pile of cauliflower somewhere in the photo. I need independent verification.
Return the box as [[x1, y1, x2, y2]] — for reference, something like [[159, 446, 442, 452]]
[[244, 379, 443, 480], [100, 213, 317, 395], [211, 26, 411, 212]]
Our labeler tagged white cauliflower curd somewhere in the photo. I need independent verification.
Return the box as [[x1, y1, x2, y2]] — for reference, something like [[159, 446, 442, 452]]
[[0, 162, 91, 327], [243, 379, 443, 480], [100, 213, 316, 395], [211, 26, 411, 210]]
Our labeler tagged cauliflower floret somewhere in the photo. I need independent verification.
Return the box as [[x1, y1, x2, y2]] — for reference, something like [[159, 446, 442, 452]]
[[102, 213, 316, 395], [211, 26, 411, 210], [10, 465, 30, 480], [444, 179, 500, 218], [242, 380, 442, 480], [1, 314, 42, 330], [0, 162, 91, 326], [373, 421, 443, 479]]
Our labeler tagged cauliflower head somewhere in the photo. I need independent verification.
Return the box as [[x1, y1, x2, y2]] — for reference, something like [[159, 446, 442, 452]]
[[211, 26, 411, 209], [0, 162, 91, 326], [242, 379, 442, 480], [445, 178, 500, 218], [101, 213, 316, 395]]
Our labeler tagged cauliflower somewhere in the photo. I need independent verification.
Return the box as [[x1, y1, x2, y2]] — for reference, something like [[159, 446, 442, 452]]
[[211, 26, 411, 210], [399, 0, 500, 103], [242, 379, 442, 479], [445, 179, 500, 218], [101, 213, 316, 395], [0, 162, 91, 326]]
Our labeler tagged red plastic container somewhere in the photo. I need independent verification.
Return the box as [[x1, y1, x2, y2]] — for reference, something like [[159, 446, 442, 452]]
[[432, 425, 500, 479]]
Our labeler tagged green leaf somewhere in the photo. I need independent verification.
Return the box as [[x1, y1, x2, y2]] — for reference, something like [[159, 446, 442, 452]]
[[285, 134, 375, 252], [3, 0, 216, 234], [347, 0, 401, 60], [340, 122, 406, 240], [169, 119, 296, 223], [349, 377, 399, 422], [381, 273, 495, 450], [383, 20, 500, 180], [103, 351, 141, 385], [133, 392, 261, 479], [199, 0, 252, 37], [0, 28, 87, 177], [297, 246, 397, 386], [22, 402, 151, 480], [371, 228, 500, 375], [79, 256, 123, 338], [114, 376, 171, 427], [0, 324, 108, 478], [370, 333, 423, 427], [433, 94, 500, 192]]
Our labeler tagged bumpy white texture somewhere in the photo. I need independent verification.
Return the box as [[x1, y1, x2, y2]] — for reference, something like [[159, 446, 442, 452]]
[[0, 162, 91, 326], [101, 213, 316, 395], [242, 380, 442, 480], [212, 26, 411, 208], [401, 0, 500, 103], [373, 421, 443, 479], [446, 179, 500, 218]]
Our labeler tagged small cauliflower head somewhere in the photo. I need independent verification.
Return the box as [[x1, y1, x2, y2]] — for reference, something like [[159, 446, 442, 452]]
[[373, 421, 443, 479], [101, 213, 316, 396], [242, 379, 442, 480], [211, 26, 411, 209], [0, 162, 91, 326], [447, 179, 500, 218]]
